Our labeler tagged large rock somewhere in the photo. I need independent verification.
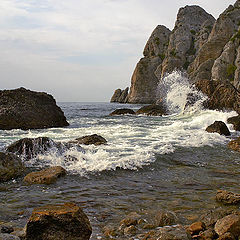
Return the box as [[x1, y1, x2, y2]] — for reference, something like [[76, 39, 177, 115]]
[[6, 137, 56, 159], [228, 137, 240, 152], [109, 108, 135, 116], [24, 166, 66, 185], [214, 214, 240, 238], [0, 152, 25, 183], [127, 25, 171, 104], [205, 121, 230, 136], [227, 115, 240, 131], [71, 134, 107, 146], [161, 5, 215, 77], [136, 104, 167, 116], [216, 190, 240, 205], [110, 88, 129, 103], [110, 89, 122, 102], [0, 87, 69, 130], [25, 203, 92, 240]]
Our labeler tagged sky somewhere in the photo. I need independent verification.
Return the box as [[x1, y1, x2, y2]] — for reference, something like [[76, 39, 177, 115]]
[[0, 0, 236, 102]]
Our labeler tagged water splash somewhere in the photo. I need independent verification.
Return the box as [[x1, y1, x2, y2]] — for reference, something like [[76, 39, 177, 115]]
[[157, 71, 208, 114]]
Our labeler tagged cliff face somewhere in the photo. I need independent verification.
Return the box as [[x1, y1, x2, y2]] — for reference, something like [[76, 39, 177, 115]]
[[110, 0, 240, 113]]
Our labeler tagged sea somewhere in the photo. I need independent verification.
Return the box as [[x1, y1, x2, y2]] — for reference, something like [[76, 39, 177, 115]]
[[0, 71, 240, 239]]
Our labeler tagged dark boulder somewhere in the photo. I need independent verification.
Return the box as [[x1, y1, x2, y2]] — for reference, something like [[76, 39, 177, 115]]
[[71, 134, 107, 146], [227, 115, 240, 131], [0, 87, 69, 130], [24, 166, 66, 185], [6, 137, 57, 159], [216, 190, 240, 205], [109, 109, 135, 116], [205, 121, 230, 136], [136, 104, 167, 116], [228, 137, 240, 152], [0, 152, 25, 183], [25, 203, 92, 240]]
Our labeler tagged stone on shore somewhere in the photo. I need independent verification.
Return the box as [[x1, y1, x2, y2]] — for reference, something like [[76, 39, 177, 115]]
[[227, 115, 240, 131], [25, 203, 92, 240], [6, 137, 55, 159], [136, 104, 167, 116], [216, 190, 240, 205], [187, 221, 206, 235], [71, 134, 107, 146], [24, 166, 66, 185], [109, 108, 135, 116], [0, 152, 25, 183], [0, 87, 69, 130], [228, 137, 240, 152], [154, 210, 178, 227], [214, 214, 240, 238], [205, 121, 230, 136]]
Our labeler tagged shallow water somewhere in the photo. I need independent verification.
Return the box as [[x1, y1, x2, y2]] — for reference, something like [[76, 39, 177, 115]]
[[1, 72, 240, 239]]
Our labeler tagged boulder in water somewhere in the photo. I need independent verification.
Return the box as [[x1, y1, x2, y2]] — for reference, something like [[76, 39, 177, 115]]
[[71, 134, 107, 146], [109, 109, 135, 116], [216, 190, 240, 205], [205, 121, 230, 136], [136, 104, 167, 116], [24, 166, 66, 185], [228, 137, 240, 152], [227, 115, 240, 131], [0, 152, 25, 183], [0, 87, 69, 130], [25, 203, 92, 240], [6, 137, 56, 159]]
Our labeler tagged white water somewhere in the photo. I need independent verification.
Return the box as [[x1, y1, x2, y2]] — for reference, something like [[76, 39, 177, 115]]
[[1, 72, 237, 175]]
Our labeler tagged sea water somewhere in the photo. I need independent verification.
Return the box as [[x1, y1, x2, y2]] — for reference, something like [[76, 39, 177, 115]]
[[0, 71, 240, 238]]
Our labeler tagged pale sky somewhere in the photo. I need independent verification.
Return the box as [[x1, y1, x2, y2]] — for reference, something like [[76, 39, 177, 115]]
[[0, 0, 236, 102]]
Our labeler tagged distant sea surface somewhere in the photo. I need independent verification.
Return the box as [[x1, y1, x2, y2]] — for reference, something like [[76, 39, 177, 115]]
[[1, 72, 240, 239]]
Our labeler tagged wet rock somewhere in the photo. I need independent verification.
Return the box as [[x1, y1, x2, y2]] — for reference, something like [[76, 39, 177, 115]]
[[103, 226, 118, 238], [136, 104, 167, 116], [25, 202, 92, 240], [0, 152, 25, 183], [109, 108, 135, 116], [24, 166, 66, 185], [214, 214, 240, 238], [6, 137, 56, 159], [119, 212, 141, 230], [154, 210, 178, 227], [217, 232, 235, 240], [228, 137, 240, 152], [142, 225, 188, 240], [205, 121, 230, 136], [0, 234, 20, 240], [0, 226, 14, 234], [198, 228, 217, 240], [227, 115, 240, 131], [187, 221, 206, 235], [71, 134, 107, 146], [216, 190, 240, 205], [0, 87, 69, 130]]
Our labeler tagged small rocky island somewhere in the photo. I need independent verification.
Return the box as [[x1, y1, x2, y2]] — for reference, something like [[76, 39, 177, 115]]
[[0, 87, 69, 130]]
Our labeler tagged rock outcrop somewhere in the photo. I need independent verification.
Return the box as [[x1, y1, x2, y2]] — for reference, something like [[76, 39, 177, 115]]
[[110, 1, 240, 114], [205, 121, 231, 136], [0, 87, 69, 130], [136, 104, 167, 116], [110, 87, 129, 103], [227, 115, 240, 131], [25, 203, 92, 240], [109, 108, 135, 116], [216, 190, 240, 205], [228, 137, 240, 152], [24, 166, 66, 185], [70, 134, 107, 146], [0, 152, 25, 183]]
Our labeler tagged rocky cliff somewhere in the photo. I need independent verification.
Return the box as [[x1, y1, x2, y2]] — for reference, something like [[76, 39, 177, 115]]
[[110, 0, 240, 113]]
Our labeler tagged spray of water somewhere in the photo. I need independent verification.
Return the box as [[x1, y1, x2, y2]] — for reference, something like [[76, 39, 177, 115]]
[[157, 71, 208, 114]]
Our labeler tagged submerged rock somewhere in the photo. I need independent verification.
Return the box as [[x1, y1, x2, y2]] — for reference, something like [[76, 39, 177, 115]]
[[24, 166, 66, 185], [216, 190, 240, 205], [71, 134, 107, 146], [227, 115, 240, 131], [0, 87, 69, 130], [154, 210, 178, 227], [136, 104, 167, 116], [25, 203, 92, 240], [205, 121, 230, 136], [6, 137, 56, 159], [228, 137, 240, 152], [0, 152, 25, 183], [109, 108, 135, 116]]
